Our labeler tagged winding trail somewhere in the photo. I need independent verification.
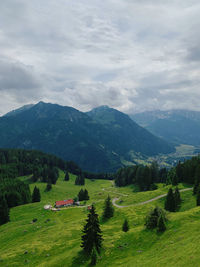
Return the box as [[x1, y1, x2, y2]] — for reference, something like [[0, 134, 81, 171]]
[[112, 187, 193, 208]]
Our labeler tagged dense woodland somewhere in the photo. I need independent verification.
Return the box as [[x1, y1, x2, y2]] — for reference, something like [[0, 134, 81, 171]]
[[115, 156, 200, 190], [115, 161, 166, 190], [0, 148, 113, 182]]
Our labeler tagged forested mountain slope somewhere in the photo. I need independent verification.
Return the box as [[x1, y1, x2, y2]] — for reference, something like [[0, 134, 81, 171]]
[[0, 102, 174, 172]]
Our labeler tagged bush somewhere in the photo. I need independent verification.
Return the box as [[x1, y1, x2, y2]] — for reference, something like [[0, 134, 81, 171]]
[[145, 207, 166, 230]]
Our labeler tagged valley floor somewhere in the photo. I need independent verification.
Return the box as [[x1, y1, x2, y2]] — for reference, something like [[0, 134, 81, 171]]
[[0, 172, 199, 267]]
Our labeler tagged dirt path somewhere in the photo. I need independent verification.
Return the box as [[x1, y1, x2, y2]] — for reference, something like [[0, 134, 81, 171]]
[[102, 180, 129, 197], [112, 187, 193, 208]]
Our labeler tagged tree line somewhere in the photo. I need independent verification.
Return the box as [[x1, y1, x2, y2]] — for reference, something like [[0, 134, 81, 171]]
[[0, 149, 114, 182], [0, 178, 32, 225], [115, 161, 167, 190], [115, 155, 200, 191]]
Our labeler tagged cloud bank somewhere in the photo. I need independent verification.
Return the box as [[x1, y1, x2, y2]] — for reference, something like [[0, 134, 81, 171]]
[[0, 0, 200, 115]]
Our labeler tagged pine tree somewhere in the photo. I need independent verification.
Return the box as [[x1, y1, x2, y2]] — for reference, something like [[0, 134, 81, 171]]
[[32, 186, 41, 202], [64, 171, 69, 181], [78, 189, 85, 201], [196, 186, 200, 206], [165, 188, 175, 212], [157, 215, 166, 232], [102, 195, 114, 220], [174, 187, 181, 211], [167, 168, 178, 186], [84, 189, 89, 200], [75, 173, 85, 185], [193, 180, 199, 195], [90, 250, 97, 266], [0, 194, 10, 225], [145, 206, 164, 229], [81, 205, 103, 256], [45, 183, 52, 192], [122, 219, 129, 232]]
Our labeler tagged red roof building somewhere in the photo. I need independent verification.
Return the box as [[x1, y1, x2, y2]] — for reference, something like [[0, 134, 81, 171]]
[[55, 199, 74, 208]]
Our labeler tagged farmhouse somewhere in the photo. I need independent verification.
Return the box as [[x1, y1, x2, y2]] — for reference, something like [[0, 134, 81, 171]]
[[55, 199, 74, 208]]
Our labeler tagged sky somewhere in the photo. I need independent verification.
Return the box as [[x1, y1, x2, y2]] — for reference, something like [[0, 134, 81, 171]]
[[0, 0, 200, 116]]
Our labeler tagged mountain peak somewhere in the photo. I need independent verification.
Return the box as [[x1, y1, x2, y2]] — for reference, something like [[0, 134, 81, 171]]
[[89, 105, 111, 112], [3, 104, 34, 117]]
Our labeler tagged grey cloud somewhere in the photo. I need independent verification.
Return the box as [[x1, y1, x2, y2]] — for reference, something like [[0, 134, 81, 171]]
[[0, 0, 200, 116], [186, 46, 200, 62], [0, 59, 40, 91]]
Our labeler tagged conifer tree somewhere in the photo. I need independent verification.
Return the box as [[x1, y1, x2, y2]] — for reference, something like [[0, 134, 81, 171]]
[[174, 187, 181, 210], [157, 215, 166, 232], [102, 195, 114, 220], [45, 183, 52, 192], [165, 188, 175, 212], [32, 186, 41, 202], [84, 189, 89, 200], [145, 206, 165, 229], [64, 171, 69, 181], [90, 250, 97, 266], [196, 187, 200, 206], [78, 189, 85, 201], [122, 219, 129, 232], [0, 194, 9, 225], [81, 205, 103, 256], [75, 173, 85, 185], [193, 180, 199, 195]]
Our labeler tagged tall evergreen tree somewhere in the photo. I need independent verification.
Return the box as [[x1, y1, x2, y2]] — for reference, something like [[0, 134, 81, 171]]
[[32, 186, 41, 202], [75, 173, 85, 185], [0, 194, 9, 225], [84, 189, 89, 200], [81, 205, 103, 256], [45, 183, 52, 192], [122, 219, 129, 232], [78, 189, 85, 201], [193, 180, 199, 195], [150, 161, 159, 182], [90, 250, 97, 266], [157, 215, 166, 232], [102, 195, 114, 220], [64, 171, 69, 181], [174, 187, 181, 210], [145, 206, 166, 229], [176, 161, 183, 181], [196, 186, 200, 206], [165, 188, 175, 212]]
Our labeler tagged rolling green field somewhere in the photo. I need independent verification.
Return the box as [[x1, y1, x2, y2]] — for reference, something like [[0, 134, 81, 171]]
[[0, 171, 200, 267]]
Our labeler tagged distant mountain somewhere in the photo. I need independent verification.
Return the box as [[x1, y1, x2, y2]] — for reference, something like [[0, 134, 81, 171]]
[[131, 110, 200, 146], [86, 105, 174, 155], [4, 104, 34, 117], [0, 102, 174, 172]]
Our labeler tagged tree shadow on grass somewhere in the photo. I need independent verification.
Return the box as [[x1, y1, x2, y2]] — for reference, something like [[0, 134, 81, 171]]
[[69, 250, 90, 267]]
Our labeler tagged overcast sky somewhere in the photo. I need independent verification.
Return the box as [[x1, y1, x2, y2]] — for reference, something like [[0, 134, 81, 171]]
[[0, 0, 200, 115]]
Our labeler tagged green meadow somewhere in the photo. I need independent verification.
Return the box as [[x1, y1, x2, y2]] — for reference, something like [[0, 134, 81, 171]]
[[0, 171, 200, 267]]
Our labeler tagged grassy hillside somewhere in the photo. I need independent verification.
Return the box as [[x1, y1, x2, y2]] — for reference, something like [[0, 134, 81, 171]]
[[0, 172, 199, 266]]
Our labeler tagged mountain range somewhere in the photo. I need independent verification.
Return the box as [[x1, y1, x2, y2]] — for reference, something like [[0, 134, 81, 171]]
[[131, 110, 200, 146], [0, 102, 174, 172]]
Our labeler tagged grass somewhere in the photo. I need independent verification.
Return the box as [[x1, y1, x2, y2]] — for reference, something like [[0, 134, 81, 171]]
[[114, 183, 192, 206], [0, 172, 200, 266]]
